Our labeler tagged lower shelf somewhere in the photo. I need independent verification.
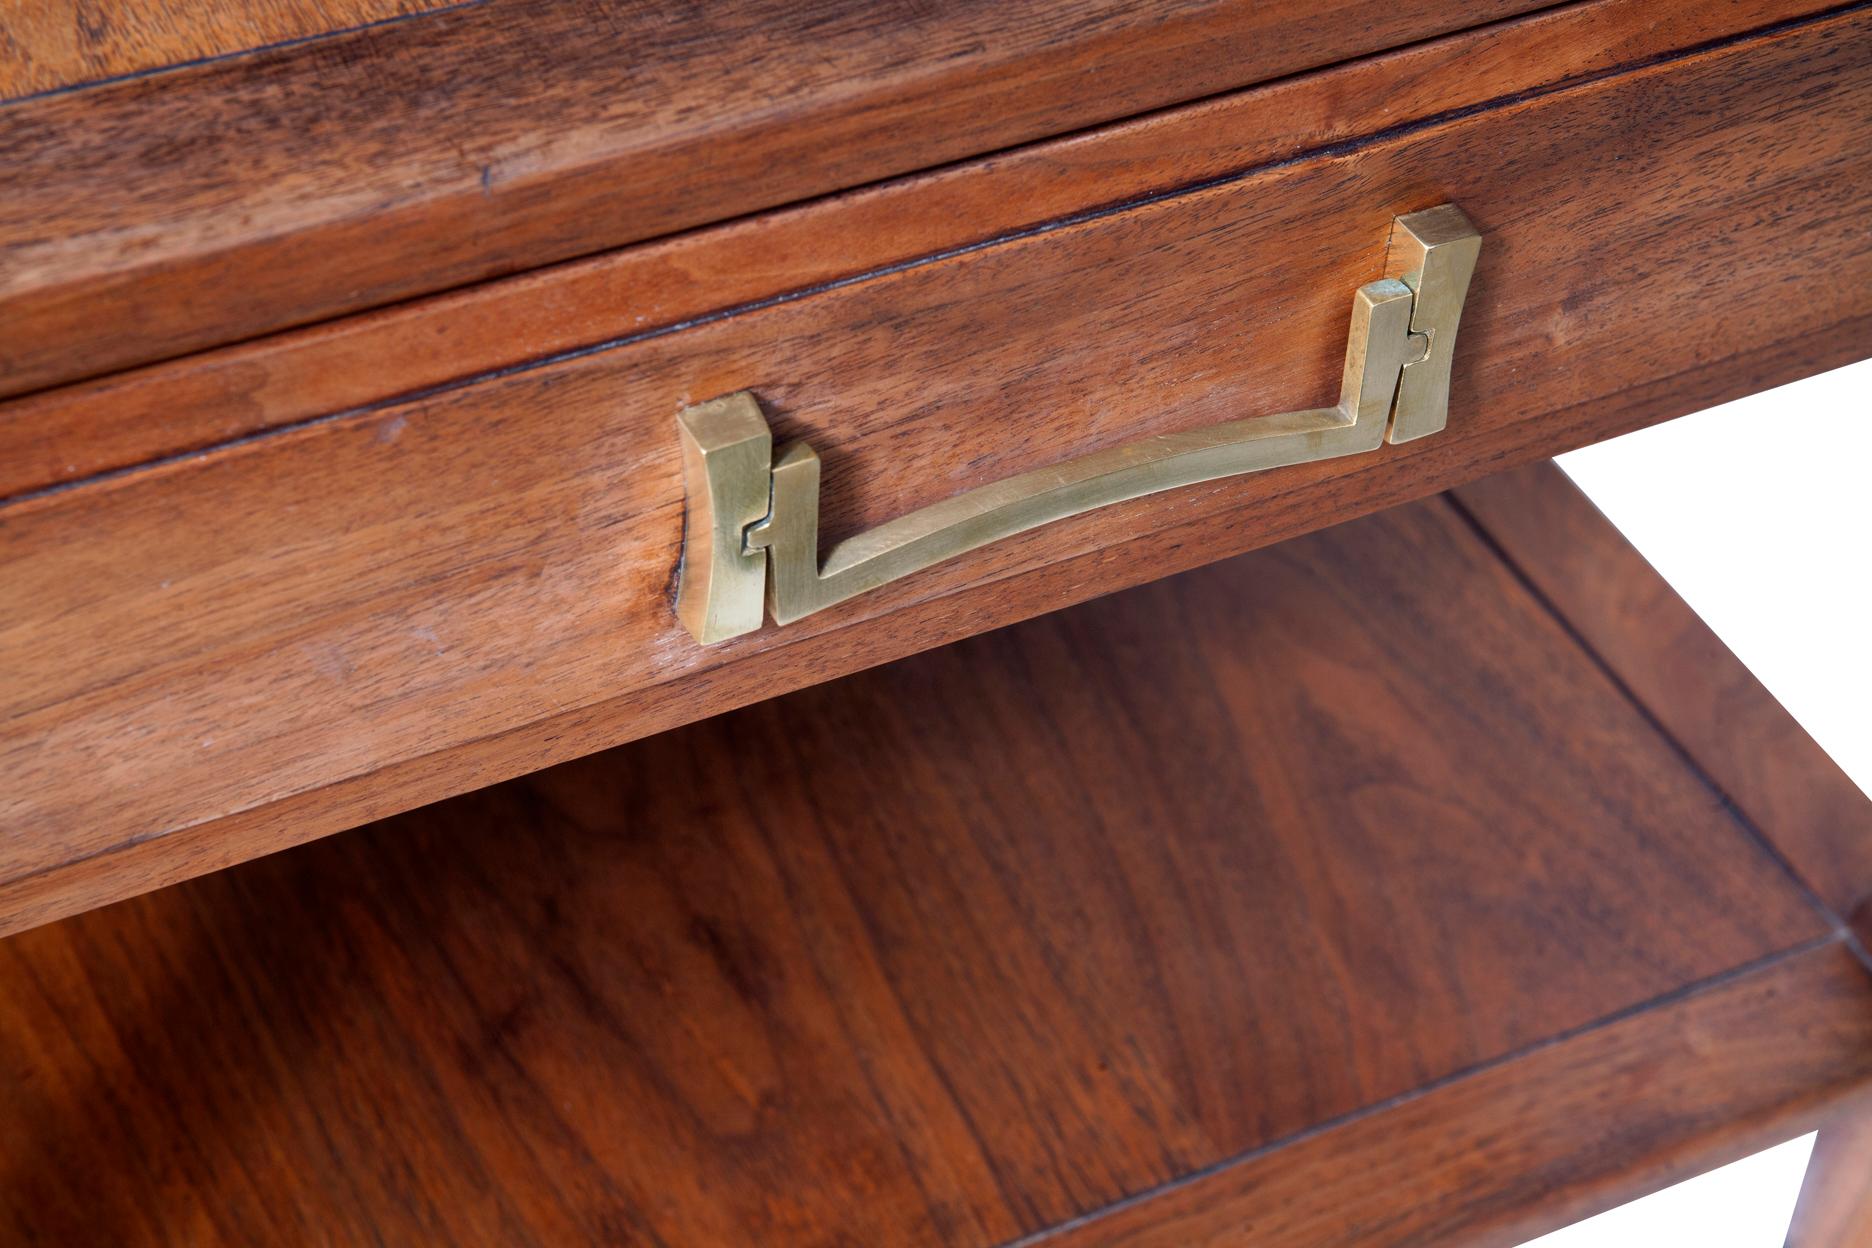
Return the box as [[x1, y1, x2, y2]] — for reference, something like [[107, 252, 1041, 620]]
[[2, 466, 1868, 1246]]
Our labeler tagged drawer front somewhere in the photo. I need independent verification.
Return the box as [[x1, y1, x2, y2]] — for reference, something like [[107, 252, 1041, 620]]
[[3, 5, 1870, 931]]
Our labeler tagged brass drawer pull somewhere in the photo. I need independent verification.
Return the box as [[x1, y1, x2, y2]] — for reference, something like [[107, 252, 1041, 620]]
[[676, 204, 1480, 644]]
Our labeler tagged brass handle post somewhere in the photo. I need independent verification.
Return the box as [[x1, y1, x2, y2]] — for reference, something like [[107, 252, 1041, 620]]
[[676, 204, 1480, 644]]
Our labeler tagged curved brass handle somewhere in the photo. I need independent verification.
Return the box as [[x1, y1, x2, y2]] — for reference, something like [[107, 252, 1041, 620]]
[[677, 205, 1480, 644]]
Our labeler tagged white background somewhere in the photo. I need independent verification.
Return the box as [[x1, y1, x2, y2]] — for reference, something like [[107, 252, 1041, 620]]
[[1509, 357, 1872, 1245]]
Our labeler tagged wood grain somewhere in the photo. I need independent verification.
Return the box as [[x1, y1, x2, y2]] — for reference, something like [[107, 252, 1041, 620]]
[[0, 0, 1825, 498], [0, 0, 1552, 397], [0, 0, 458, 100], [0, 497, 1841, 1244], [3, 7, 1871, 932], [1451, 463, 1872, 921], [1033, 947, 1872, 1248]]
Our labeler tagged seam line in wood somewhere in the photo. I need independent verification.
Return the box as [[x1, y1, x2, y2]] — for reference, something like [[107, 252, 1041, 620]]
[[1, 0, 1861, 508], [0, 0, 494, 110], [1443, 490, 1854, 944], [2, 315, 1859, 904], [997, 933, 1849, 1248]]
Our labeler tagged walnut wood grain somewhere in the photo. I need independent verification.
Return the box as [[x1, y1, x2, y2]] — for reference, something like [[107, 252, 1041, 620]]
[[1034, 948, 1872, 1248], [0, 496, 1844, 1245], [0, 0, 1824, 498], [0, 0, 459, 100], [0, 0, 1553, 397], [2, 7, 1870, 933], [1451, 463, 1872, 922]]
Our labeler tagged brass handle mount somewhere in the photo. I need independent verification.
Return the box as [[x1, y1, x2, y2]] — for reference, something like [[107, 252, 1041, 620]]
[[676, 204, 1480, 645]]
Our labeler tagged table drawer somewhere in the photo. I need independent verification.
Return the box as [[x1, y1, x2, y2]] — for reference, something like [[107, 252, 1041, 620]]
[[2, 2, 1869, 931]]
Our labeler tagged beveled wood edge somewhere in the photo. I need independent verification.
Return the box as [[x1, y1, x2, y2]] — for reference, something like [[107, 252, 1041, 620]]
[[1016, 942, 1872, 1248], [0, 0, 1839, 499], [1450, 463, 1872, 925], [1, 1, 478, 105], [2, 311, 1865, 938], [0, 0, 1563, 399]]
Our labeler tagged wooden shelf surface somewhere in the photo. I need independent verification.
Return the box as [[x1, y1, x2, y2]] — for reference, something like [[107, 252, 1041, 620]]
[[3, 467, 1867, 1245]]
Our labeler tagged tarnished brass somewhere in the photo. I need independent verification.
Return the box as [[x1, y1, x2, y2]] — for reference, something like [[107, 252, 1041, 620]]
[[1382, 204, 1482, 444], [675, 205, 1480, 644], [675, 393, 773, 644]]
